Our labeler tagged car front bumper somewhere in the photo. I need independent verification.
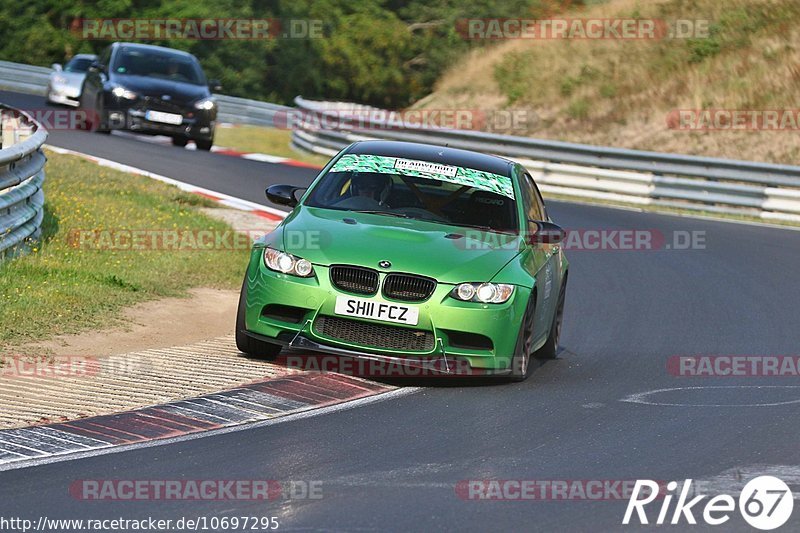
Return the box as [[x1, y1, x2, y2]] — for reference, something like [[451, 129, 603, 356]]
[[47, 83, 81, 106], [242, 249, 531, 372], [104, 97, 216, 140]]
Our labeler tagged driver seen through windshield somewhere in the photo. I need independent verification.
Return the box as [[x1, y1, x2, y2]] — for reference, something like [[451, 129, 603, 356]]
[[305, 156, 519, 233]]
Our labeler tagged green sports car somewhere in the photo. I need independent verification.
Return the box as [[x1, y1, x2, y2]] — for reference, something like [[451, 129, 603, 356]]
[[236, 140, 568, 381]]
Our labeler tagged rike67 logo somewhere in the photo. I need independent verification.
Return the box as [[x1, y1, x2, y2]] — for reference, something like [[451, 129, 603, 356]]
[[623, 476, 793, 530]]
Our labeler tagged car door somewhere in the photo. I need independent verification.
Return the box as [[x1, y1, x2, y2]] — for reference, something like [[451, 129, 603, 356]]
[[530, 173, 563, 313], [81, 46, 111, 108], [519, 169, 560, 341]]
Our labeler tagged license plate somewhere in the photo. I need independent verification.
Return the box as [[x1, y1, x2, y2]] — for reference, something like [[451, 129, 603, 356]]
[[145, 110, 183, 125], [334, 296, 419, 326]]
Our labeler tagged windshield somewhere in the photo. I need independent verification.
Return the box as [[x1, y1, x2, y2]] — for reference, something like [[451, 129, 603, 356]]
[[64, 57, 94, 73], [112, 48, 206, 85], [305, 154, 518, 233]]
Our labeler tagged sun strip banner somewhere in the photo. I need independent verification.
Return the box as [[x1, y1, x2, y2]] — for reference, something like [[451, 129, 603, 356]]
[[330, 154, 515, 199]]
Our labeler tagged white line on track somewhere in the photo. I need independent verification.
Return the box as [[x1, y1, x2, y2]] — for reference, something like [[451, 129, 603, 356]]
[[44, 144, 288, 218], [0, 387, 420, 473], [621, 386, 800, 407]]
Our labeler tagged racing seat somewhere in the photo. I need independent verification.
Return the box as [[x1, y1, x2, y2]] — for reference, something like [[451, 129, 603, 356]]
[[466, 190, 515, 231]]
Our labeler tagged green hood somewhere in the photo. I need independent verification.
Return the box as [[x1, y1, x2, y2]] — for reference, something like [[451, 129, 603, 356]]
[[279, 206, 522, 284]]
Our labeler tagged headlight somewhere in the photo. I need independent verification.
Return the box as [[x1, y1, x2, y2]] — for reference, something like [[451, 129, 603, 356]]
[[263, 247, 314, 278], [194, 98, 216, 110], [111, 86, 137, 99], [452, 282, 514, 304]]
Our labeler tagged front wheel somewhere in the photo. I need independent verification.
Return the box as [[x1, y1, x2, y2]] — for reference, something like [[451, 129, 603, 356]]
[[76, 94, 94, 130], [195, 139, 213, 151], [94, 98, 110, 133], [534, 278, 567, 360], [510, 296, 537, 382], [235, 274, 281, 359]]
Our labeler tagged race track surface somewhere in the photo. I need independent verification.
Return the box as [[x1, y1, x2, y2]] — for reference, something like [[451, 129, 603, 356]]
[[2, 90, 800, 531]]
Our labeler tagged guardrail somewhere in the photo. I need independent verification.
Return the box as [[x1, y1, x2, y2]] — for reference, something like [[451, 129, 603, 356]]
[[214, 94, 290, 128], [2, 59, 800, 223], [0, 60, 291, 127], [289, 97, 800, 223], [0, 105, 47, 260]]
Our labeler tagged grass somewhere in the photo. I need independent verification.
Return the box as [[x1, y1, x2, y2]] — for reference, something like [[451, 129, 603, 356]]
[[215, 125, 328, 167], [416, 0, 800, 165], [0, 150, 249, 349]]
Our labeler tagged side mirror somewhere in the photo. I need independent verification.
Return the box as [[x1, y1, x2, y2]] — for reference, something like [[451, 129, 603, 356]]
[[528, 220, 566, 244], [209, 79, 222, 92], [51, 63, 62, 72], [89, 60, 107, 74], [266, 184, 306, 208]]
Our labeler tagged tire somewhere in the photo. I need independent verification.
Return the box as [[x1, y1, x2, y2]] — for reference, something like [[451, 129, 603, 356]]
[[195, 139, 213, 151], [76, 95, 93, 130], [235, 273, 281, 359], [172, 136, 188, 147], [509, 296, 537, 382], [94, 98, 110, 134], [534, 277, 567, 360]]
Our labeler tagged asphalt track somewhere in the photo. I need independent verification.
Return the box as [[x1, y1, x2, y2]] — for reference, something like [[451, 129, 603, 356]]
[[2, 89, 800, 531]]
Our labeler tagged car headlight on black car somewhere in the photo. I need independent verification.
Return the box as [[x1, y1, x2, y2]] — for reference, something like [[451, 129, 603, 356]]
[[194, 98, 216, 110], [111, 86, 137, 99], [452, 282, 515, 303], [263, 247, 314, 277]]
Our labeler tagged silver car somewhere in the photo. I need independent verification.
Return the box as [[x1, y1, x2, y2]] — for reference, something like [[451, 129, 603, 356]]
[[46, 54, 97, 107]]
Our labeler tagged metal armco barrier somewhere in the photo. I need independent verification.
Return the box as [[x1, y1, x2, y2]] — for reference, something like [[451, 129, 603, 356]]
[[0, 60, 291, 127], [0, 106, 47, 260], [214, 94, 291, 128], [289, 97, 800, 223], [2, 59, 799, 222]]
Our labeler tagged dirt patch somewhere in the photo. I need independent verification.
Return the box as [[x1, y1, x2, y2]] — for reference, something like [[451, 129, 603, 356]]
[[9, 207, 279, 358], [15, 287, 240, 357]]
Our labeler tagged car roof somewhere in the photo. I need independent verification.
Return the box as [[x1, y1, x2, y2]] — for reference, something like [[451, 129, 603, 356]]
[[113, 42, 195, 58], [345, 140, 515, 177], [70, 54, 97, 59]]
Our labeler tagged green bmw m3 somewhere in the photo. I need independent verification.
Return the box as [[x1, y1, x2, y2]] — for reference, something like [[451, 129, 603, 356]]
[[236, 140, 568, 381]]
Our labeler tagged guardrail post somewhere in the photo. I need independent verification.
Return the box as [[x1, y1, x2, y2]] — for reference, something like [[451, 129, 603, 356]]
[[0, 104, 48, 261]]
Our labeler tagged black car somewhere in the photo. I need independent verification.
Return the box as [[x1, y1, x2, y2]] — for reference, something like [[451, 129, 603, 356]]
[[80, 42, 221, 150]]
